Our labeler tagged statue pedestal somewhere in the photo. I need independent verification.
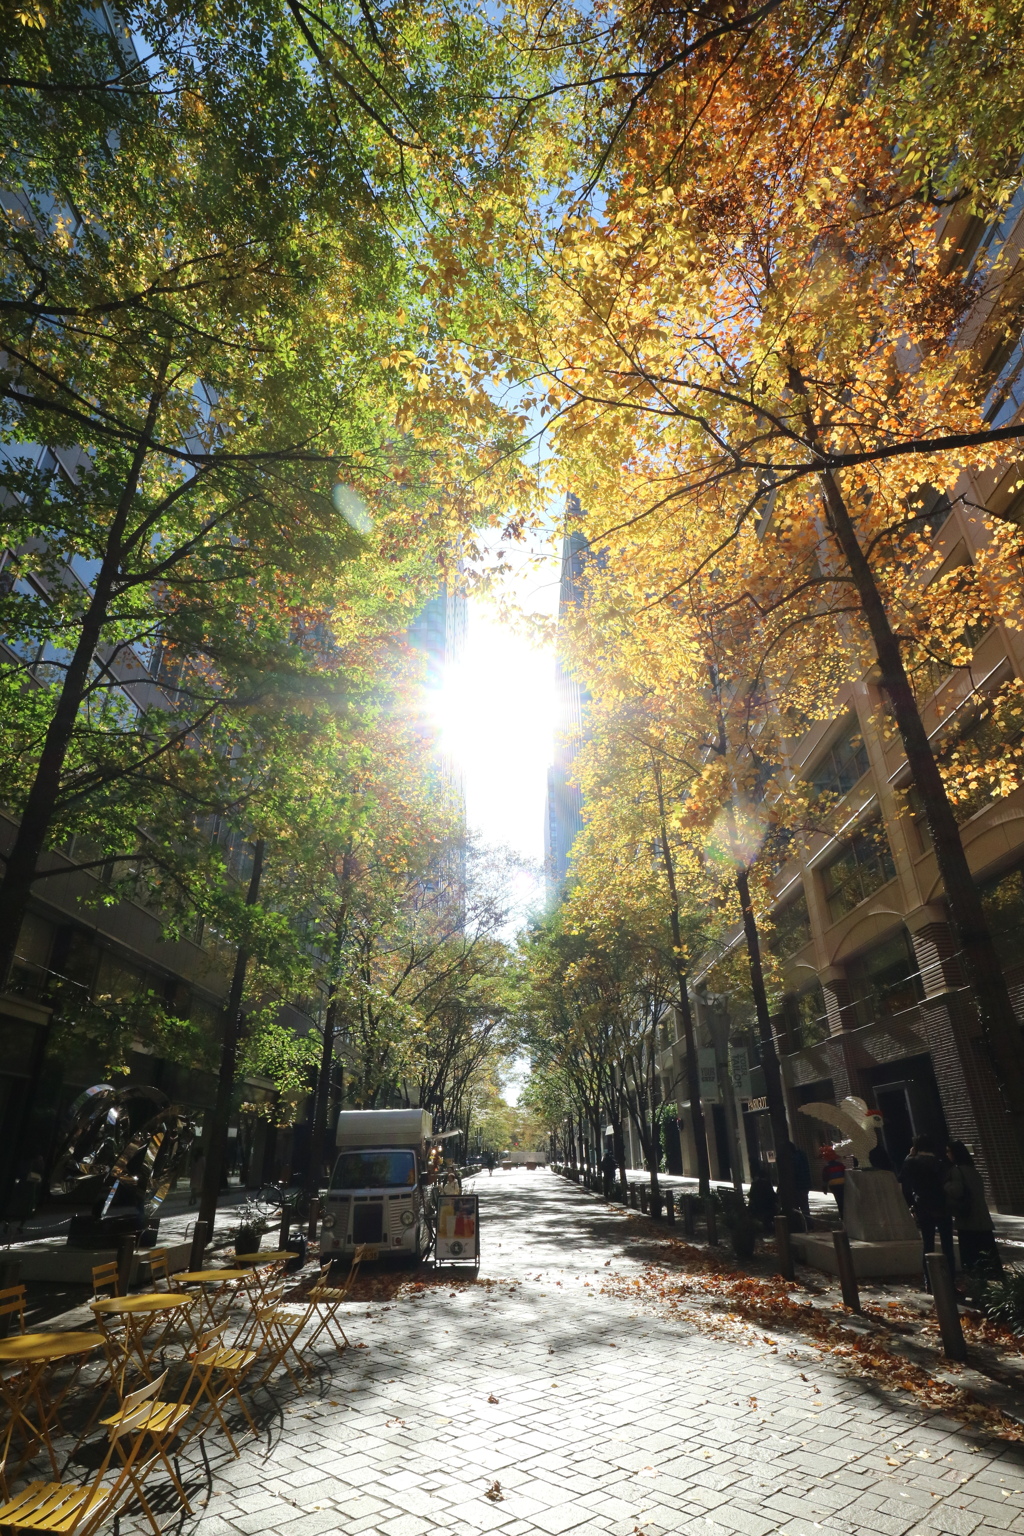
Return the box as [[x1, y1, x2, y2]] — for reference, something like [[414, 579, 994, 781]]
[[791, 1233, 921, 1277], [793, 1169, 925, 1278], [844, 1170, 918, 1242]]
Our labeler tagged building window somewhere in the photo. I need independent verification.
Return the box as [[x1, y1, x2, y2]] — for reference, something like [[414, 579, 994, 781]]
[[980, 862, 1024, 971], [808, 717, 870, 800], [846, 930, 923, 1027], [769, 891, 811, 959], [820, 819, 896, 920], [785, 983, 829, 1049]]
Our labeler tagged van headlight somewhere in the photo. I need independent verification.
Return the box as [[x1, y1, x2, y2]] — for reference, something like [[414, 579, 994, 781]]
[[400, 1208, 415, 1227]]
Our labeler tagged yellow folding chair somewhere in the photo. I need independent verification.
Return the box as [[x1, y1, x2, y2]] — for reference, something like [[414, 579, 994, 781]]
[[0, 1285, 27, 1338], [145, 1251, 171, 1291], [90, 1263, 120, 1301], [181, 1327, 260, 1456], [250, 1292, 315, 1394], [101, 1366, 203, 1532], [304, 1259, 359, 1355], [0, 1373, 166, 1536]]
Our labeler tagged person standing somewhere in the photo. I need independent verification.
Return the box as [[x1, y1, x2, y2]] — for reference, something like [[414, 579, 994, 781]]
[[820, 1145, 846, 1217], [747, 1165, 779, 1233], [600, 1147, 618, 1200], [945, 1140, 1002, 1279], [899, 1133, 954, 1288]]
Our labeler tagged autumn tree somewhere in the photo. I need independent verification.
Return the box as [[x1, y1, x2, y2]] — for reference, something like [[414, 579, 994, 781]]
[[467, 4, 1024, 1137], [0, 0, 540, 991]]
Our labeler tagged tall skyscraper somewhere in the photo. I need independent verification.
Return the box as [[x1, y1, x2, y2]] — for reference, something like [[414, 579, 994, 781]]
[[545, 499, 590, 899]]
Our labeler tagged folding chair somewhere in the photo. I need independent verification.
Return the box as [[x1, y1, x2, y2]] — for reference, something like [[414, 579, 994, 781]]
[[304, 1259, 358, 1355], [0, 1285, 26, 1339], [146, 1251, 171, 1291], [90, 1262, 120, 1301], [101, 1367, 203, 1532], [181, 1327, 260, 1456], [0, 1373, 167, 1536], [250, 1292, 315, 1394]]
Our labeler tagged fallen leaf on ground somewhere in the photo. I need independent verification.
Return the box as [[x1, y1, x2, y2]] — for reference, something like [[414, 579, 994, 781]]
[[485, 1482, 504, 1502], [487, 1393, 499, 1404]]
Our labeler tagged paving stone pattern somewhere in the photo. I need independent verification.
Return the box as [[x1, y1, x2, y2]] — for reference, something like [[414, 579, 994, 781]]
[[196, 1170, 1024, 1536]]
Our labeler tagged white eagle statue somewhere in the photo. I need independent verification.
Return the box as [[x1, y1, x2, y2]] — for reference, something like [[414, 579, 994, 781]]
[[797, 1095, 881, 1163]]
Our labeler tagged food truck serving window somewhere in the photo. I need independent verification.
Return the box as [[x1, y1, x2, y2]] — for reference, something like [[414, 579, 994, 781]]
[[331, 1150, 417, 1190]]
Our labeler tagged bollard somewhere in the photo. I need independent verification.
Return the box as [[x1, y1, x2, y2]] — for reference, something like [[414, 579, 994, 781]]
[[639, 1186, 649, 1214], [664, 1191, 676, 1225], [116, 1232, 137, 1295], [832, 1229, 860, 1311], [926, 1253, 967, 1361], [704, 1198, 718, 1247], [774, 1215, 794, 1281], [188, 1219, 208, 1274], [629, 1185, 639, 1210], [278, 1203, 292, 1251], [682, 1196, 695, 1238], [306, 1196, 320, 1243]]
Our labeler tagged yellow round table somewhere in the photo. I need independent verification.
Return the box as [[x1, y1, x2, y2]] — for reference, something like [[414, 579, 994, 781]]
[[0, 1331, 104, 1364], [173, 1270, 253, 1330], [174, 1269, 251, 1284], [233, 1251, 290, 1264], [0, 1331, 104, 1476], [91, 1292, 197, 1376]]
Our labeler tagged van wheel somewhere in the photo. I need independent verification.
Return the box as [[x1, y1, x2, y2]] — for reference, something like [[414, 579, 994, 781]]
[[399, 1226, 422, 1268]]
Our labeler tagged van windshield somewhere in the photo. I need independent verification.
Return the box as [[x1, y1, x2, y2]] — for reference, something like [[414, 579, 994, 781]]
[[330, 1151, 417, 1190]]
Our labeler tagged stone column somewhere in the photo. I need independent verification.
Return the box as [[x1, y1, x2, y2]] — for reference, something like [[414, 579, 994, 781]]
[[819, 965, 861, 1102]]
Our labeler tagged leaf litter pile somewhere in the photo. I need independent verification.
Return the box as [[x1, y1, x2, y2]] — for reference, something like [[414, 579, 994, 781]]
[[600, 1235, 1024, 1441]]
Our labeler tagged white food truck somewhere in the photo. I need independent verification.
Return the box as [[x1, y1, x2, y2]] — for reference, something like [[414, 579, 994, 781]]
[[320, 1108, 431, 1263]]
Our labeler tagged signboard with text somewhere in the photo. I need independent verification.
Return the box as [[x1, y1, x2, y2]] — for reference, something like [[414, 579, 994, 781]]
[[435, 1193, 479, 1265]]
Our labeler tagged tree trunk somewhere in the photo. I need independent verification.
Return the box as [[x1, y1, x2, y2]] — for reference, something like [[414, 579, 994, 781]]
[[198, 839, 265, 1237], [651, 753, 712, 1197], [647, 1046, 662, 1214], [819, 469, 1024, 1118], [304, 989, 338, 1196], [0, 385, 164, 990], [735, 865, 797, 1220]]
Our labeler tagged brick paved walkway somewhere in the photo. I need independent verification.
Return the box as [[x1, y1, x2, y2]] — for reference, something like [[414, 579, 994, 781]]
[[195, 1169, 1024, 1536]]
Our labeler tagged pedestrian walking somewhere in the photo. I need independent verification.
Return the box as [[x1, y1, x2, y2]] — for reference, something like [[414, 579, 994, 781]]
[[485, 1152, 496, 1177], [820, 1144, 846, 1217], [899, 1133, 955, 1288], [945, 1139, 1003, 1280], [600, 1147, 618, 1200]]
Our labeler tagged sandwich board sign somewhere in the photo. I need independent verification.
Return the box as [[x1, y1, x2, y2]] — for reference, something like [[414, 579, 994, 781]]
[[435, 1193, 479, 1266]]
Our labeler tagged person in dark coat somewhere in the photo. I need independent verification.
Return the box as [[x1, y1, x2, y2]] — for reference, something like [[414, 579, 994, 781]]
[[600, 1148, 618, 1200], [748, 1165, 779, 1233], [899, 1133, 954, 1288], [784, 1141, 812, 1226], [945, 1140, 1002, 1279]]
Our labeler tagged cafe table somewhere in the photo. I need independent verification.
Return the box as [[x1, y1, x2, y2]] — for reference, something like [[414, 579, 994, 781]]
[[90, 1292, 198, 1382], [171, 1270, 254, 1332], [0, 1331, 104, 1478]]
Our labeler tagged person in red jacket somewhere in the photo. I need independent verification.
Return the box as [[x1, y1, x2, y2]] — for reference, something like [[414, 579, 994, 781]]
[[820, 1144, 846, 1217]]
